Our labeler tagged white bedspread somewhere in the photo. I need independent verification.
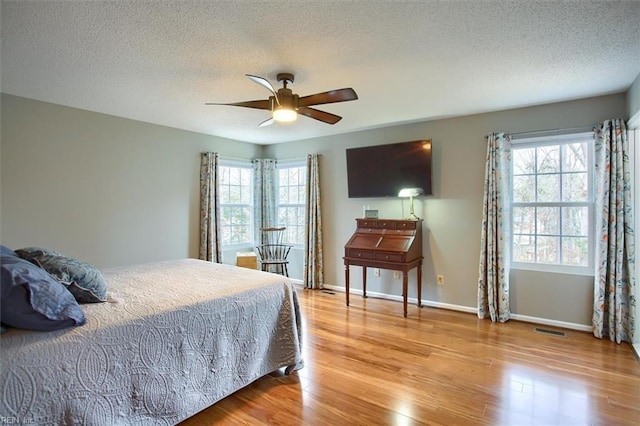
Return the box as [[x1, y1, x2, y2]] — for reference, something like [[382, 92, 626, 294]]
[[0, 259, 303, 425]]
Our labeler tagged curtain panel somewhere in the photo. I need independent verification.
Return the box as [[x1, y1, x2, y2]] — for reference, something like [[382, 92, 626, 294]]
[[253, 159, 277, 244], [593, 118, 636, 343], [199, 152, 222, 263], [478, 132, 511, 322], [304, 154, 324, 289]]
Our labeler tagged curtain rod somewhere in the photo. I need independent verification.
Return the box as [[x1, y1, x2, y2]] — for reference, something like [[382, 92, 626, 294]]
[[484, 125, 597, 139], [221, 154, 322, 162], [219, 155, 252, 162], [274, 156, 305, 163], [258, 154, 323, 163], [219, 156, 277, 163], [283, 154, 322, 161], [508, 125, 596, 138]]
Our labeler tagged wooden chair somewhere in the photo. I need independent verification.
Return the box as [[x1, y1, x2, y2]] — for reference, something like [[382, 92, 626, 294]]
[[255, 227, 292, 276]]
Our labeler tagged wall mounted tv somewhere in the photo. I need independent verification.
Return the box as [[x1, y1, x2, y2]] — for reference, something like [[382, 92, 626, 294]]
[[346, 139, 433, 198]]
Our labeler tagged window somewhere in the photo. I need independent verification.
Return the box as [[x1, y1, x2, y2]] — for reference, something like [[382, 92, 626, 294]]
[[219, 162, 253, 246], [511, 133, 594, 274], [277, 162, 306, 245]]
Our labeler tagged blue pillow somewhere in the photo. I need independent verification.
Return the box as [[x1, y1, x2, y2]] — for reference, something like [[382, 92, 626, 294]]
[[15, 247, 107, 303], [1, 255, 86, 331], [0, 244, 17, 256]]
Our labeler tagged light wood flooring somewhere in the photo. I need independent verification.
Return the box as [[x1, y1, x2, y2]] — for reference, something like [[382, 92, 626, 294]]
[[181, 288, 640, 425]]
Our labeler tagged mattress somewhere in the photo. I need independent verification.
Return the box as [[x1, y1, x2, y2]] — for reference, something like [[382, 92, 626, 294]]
[[0, 259, 303, 425]]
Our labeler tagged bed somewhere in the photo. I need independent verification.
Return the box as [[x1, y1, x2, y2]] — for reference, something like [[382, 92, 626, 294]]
[[0, 258, 303, 425]]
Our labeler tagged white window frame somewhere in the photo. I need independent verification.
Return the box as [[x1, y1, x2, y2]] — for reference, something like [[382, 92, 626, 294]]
[[510, 132, 595, 276], [276, 161, 306, 247], [218, 160, 254, 249]]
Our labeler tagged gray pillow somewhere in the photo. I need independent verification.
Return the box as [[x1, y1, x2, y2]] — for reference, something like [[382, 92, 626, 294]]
[[1, 254, 86, 331], [16, 247, 108, 303]]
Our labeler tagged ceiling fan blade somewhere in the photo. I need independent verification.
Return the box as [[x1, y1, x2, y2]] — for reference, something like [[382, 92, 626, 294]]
[[246, 74, 279, 104], [204, 99, 271, 110], [297, 106, 342, 124], [298, 88, 358, 107], [258, 117, 275, 127]]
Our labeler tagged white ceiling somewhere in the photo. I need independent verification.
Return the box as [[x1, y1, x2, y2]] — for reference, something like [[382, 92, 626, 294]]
[[2, 1, 639, 145]]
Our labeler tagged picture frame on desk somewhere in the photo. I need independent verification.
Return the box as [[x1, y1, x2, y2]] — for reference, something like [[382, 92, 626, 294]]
[[364, 209, 379, 219]]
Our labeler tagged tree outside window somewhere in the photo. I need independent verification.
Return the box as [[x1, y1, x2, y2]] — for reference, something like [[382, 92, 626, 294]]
[[511, 133, 593, 273], [277, 163, 306, 245], [219, 164, 253, 246]]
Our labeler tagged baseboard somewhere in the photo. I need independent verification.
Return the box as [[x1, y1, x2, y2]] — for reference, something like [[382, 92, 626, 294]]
[[508, 313, 591, 332], [321, 284, 591, 332], [632, 343, 640, 361]]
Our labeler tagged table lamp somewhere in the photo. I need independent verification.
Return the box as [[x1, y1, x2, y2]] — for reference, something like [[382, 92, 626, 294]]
[[398, 188, 423, 220]]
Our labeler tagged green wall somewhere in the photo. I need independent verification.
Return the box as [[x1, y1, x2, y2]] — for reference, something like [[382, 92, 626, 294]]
[[1, 94, 262, 267], [1, 91, 630, 328]]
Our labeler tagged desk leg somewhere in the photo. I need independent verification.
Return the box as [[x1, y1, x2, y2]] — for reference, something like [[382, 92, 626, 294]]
[[345, 264, 350, 307], [362, 266, 367, 298], [402, 271, 408, 318], [417, 261, 422, 308]]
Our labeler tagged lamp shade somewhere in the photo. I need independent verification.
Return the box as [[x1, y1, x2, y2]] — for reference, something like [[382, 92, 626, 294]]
[[398, 188, 423, 198], [398, 187, 423, 221]]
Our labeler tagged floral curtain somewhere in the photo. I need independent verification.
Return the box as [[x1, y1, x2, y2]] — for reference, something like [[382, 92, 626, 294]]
[[304, 154, 324, 289], [593, 119, 636, 343], [478, 132, 511, 322], [253, 159, 277, 244], [199, 152, 222, 262]]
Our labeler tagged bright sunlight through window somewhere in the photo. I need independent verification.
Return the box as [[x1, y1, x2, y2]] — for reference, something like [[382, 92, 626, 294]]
[[277, 163, 306, 245], [511, 133, 594, 274], [219, 163, 253, 246]]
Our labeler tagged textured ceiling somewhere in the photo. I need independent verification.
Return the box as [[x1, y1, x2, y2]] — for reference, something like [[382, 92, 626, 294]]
[[2, 1, 639, 145]]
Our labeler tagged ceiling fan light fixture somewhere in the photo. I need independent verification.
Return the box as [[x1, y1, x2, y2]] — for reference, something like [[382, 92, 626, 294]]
[[206, 72, 358, 126], [273, 107, 297, 122]]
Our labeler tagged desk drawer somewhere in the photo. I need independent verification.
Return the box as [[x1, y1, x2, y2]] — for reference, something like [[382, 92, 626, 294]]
[[396, 221, 417, 230], [374, 252, 404, 262], [346, 249, 374, 259], [375, 220, 396, 229], [356, 219, 378, 229]]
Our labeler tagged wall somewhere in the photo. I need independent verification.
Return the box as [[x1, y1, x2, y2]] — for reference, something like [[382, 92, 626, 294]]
[[1, 94, 262, 267], [265, 93, 628, 327], [628, 71, 640, 120], [1, 92, 629, 327]]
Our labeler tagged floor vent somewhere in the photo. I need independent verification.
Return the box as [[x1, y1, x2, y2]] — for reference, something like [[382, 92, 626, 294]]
[[534, 327, 566, 337], [320, 290, 336, 296]]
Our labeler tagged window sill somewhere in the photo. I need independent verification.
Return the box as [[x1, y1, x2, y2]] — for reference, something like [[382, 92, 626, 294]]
[[511, 262, 594, 277], [222, 243, 256, 251]]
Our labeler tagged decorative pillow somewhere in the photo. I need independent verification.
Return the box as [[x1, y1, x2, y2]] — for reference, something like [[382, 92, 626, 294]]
[[15, 246, 64, 257], [0, 244, 17, 257], [15, 247, 108, 303], [1, 255, 86, 331]]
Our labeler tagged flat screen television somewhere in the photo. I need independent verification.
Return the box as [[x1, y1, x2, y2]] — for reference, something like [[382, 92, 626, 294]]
[[346, 139, 432, 198]]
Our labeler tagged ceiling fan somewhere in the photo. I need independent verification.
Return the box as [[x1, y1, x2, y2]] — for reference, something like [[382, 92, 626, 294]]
[[206, 73, 358, 127]]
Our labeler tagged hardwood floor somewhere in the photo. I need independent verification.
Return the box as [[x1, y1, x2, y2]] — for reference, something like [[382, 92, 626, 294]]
[[181, 288, 640, 425]]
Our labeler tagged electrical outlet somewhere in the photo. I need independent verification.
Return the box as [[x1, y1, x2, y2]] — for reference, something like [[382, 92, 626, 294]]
[[393, 271, 401, 279], [373, 268, 380, 277], [437, 275, 445, 285]]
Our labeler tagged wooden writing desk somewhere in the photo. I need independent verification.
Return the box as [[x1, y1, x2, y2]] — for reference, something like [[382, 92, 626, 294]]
[[343, 218, 423, 317]]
